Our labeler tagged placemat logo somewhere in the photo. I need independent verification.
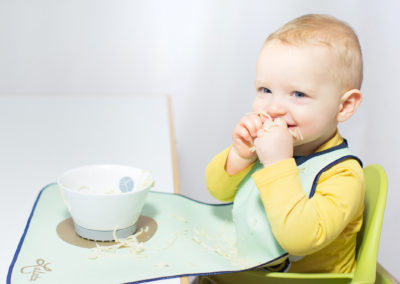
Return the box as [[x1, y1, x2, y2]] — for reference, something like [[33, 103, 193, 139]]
[[20, 259, 52, 281]]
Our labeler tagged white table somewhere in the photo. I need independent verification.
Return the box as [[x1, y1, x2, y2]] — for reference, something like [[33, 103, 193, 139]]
[[0, 94, 185, 284]]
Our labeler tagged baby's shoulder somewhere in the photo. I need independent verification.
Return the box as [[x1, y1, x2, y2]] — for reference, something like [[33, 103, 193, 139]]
[[319, 157, 364, 183]]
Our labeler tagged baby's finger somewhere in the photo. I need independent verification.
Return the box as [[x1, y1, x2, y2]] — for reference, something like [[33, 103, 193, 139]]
[[241, 116, 261, 138], [235, 125, 253, 143], [252, 115, 264, 132], [248, 116, 263, 137]]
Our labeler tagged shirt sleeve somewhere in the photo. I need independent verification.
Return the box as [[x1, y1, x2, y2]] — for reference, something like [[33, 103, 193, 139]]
[[252, 158, 364, 256], [205, 146, 255, 202]]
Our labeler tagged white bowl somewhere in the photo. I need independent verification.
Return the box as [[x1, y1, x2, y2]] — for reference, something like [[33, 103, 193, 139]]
[[58, 164, 154, 241]]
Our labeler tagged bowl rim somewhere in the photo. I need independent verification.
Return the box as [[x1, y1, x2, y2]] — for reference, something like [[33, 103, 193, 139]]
[[57, 164, 154, 196]]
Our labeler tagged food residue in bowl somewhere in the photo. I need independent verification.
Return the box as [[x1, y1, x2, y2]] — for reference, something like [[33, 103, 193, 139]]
[[76, 185, 120, 194]]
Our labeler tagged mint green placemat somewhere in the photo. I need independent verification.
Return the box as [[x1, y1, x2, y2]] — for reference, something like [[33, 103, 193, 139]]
[[8, 184, 284, 284]]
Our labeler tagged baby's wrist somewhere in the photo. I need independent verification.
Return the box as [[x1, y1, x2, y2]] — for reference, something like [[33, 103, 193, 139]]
[[226, 147, 256, 175]]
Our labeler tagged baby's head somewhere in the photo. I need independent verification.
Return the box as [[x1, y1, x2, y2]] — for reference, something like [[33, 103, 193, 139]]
[[265, 14, 363, 92], [253, 14, 363, 155]]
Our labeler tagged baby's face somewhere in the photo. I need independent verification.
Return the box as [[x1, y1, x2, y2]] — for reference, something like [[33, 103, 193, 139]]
[[253, 40, 343, 155]]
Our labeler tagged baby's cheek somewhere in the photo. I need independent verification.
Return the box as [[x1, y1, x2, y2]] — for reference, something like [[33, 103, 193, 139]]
[[300, 118, 327, 138], [252, 96, 268, 112]]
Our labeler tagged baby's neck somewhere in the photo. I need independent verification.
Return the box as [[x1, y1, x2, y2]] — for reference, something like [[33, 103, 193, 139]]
[[294, 132, 337, 157]]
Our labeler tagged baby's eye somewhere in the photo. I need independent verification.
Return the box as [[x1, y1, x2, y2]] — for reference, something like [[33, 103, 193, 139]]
[[261, 87, 271, 93], [292, 91, 306, 98]]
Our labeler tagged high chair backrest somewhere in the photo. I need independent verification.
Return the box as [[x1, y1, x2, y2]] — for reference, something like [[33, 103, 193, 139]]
[[353, 164, 388, 283]]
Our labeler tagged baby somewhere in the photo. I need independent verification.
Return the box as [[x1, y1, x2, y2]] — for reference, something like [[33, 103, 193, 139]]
[[204, 13, 364, 280]]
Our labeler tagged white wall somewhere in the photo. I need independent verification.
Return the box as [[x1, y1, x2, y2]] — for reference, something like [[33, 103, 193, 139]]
[[1, 0, 399, 279]]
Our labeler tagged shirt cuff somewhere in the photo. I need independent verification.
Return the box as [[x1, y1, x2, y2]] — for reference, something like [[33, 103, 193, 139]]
[[251, 158, 298, 188]]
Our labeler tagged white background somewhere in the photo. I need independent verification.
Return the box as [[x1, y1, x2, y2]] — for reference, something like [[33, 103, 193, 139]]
[[1, 0, 399, 280]]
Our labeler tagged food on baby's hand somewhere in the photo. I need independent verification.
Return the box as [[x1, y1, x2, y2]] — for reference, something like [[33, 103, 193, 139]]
[[246, 111, 304, 152]]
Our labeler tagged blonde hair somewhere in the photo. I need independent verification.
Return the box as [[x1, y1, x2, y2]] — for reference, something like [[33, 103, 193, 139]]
[[266, 14, 363, 91]]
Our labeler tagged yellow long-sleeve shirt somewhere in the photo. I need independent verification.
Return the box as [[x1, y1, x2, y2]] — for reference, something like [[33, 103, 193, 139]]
[[205, 132, 364, 273]]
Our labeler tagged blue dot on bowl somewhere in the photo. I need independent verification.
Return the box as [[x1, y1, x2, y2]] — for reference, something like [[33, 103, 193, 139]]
[[119, 176, 134, 192]]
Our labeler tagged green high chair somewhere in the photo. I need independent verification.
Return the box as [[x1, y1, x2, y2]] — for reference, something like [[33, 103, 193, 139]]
[[201, 164, 391, 284]]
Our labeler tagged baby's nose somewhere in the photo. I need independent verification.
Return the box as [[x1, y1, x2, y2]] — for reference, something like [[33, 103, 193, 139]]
[[267, 99, 287, 117]]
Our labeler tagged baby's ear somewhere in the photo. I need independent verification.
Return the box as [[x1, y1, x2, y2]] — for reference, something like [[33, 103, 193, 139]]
[[337, 89, 362, 122]]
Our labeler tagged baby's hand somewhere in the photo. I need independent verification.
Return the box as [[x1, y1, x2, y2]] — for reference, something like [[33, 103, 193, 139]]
[[226, 114, 264, 175], [254, 118, 293, 167], [232, 113, 264, 160]]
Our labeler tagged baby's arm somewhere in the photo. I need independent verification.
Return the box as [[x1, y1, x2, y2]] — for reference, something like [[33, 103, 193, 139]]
[[205, 146, 254, 202], [206, 113, 264, 201], [253, 158, 364, 256]]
